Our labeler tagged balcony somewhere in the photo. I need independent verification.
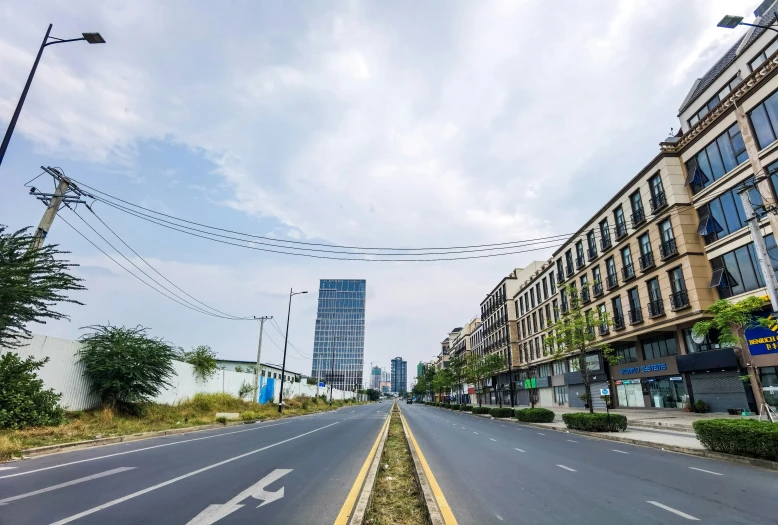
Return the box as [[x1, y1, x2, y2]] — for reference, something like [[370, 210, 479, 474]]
[[628, 307, 644, 325], [615, 222, 628, 240], [622, 264, 636, 281], [650, 191, 667, 213], [670, 289, 690, 310], [587, 246, 598, 261], [659, 238, 678, 260], [575, 255, 585, 270], [647, 299, 665, 318], [598, 323, 610, 336], [593, 282, 604, 296], [581, 287, 591, 303], [565, 264, 574, 278], [606, 273, 618, 289], [631, 207, 646, 226], [600, 236, 612, 251], [638, 252, 655, 271], [613, 314, 625, 330]]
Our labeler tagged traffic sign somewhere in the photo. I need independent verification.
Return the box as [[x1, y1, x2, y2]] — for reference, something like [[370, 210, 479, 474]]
[[600, 388, 610, 396], [319, 382, 325, 387]]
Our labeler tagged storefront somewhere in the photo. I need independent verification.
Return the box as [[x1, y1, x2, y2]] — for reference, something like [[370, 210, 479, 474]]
[[676, 348, 750, 413], [536, 376, 553, 407], [745, 321, 778, 410], [610, 355, 686, 409], [614, 379, 644, 407], [564, 353, 609, 410]]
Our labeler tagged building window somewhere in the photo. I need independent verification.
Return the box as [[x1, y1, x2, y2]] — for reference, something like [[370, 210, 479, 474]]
[[630, 190, 645, 225], [749, 38, 778, 71], [688, 76, 741, 126], [685, 123, 747, 193], [575, 240, 585, 268], [550, 271, 556, 293], [640, 333, 677, 360], [600, 219, 611, 249], [646, 277, 662, 316], [621, 245, 635, 280], [552, 299, 559, 321], [614, 206, 627, 239], [649, 173, 666, 212], [614, 343, 638, 363], [669, 266, 689, 309], [709, 234, 778, 298], [542, 277, 548, 300], [538, 363, 551, 377], [530, 289, 536, 308], [565, 250, 574, 276], [592, 266, 603, 295], [545, 303, 551, 325], [587, 230, 597, 259], [681, 327, 721, 354], [556, 259, 564, 281], [659, 218, 676, 259], [552, 360, 568, 375], [696, 182, 763, 244], [539, 308, 545, 329], [532, 312, 537, 333], [627, 287, 641, 324], [554, 385, 568, 405], [751, 87, 778, 149], [760, 366, 778, 409]]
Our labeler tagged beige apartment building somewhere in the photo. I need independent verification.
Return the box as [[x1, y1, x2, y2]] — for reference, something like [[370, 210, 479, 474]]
[[514, 5, 778, 413], [449, 317, 480, 404]]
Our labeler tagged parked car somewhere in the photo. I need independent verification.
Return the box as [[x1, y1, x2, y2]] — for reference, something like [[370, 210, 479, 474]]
[[406, 399, 412, 404]]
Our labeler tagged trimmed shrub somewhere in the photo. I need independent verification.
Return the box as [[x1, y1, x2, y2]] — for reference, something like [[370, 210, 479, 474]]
[[489, 407, 514, 418], [562, 412, 627, 432], [693, 419, 778, 461], [693, 400, 709, 413], [471, 406, 490, 414], [515, 408, 555, 423], [461, 405, 473, 412], [450, 404, 460, 411]]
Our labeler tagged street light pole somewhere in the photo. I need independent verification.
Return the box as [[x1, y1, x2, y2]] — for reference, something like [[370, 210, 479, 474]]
[[0, 25, 105, 168], [329, 332, 338, 405], [278, 289, 307, 413], [252, 316, 272, 403]]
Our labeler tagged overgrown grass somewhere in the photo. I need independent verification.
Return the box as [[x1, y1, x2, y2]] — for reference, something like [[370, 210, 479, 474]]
[[0, 393, 360, 461], [365, 410, 427, 525]]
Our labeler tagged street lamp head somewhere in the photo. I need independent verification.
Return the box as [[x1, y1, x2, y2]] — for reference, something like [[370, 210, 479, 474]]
[[717, 15, 744, 29], [82, 32, 106, 44]]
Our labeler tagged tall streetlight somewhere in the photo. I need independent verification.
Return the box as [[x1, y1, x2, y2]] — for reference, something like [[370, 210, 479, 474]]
[[277, 288, 307, 413], [717, 14, 778, 33], [0, 24, 106, 168]]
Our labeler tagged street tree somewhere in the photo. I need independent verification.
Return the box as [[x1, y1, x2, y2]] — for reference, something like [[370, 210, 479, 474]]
[[448, 354, 467, 404], [466, 352, 503, 407], [692, 296, 770, 411], [423, 366, 436, 402], [545, 284, 618, 414], [0, 226, 85, 349]]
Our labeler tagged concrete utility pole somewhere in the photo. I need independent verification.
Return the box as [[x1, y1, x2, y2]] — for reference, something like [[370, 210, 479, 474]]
[[252, 316, 272, 402], [329, 333, 338, 405], [31, 175, 70, 251]]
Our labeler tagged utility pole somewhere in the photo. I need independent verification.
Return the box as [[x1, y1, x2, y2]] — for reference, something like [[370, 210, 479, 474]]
[[252, 316, 272, 403], [31, 175, 69, 251], [278, 288, 307, 413], [329, 333, 338, 405]]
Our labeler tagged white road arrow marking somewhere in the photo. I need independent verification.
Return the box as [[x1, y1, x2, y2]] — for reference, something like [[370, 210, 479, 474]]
[[187, 469, 293, 525]]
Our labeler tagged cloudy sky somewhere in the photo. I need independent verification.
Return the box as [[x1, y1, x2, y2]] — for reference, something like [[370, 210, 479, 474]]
[[0, 0, 759, 380]]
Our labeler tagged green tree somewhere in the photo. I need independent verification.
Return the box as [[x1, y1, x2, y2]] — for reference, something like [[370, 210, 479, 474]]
[[423, 366, 437, 402], [448, 354, 467, 404], [545, 284, 618, 414], [0, 226, 85, 348], [178, 344, 219, 381], [0, 352, 64, 429], [692, 296, 770, 410], [78, 324, 178, 410], [364, 388, 380, 401]]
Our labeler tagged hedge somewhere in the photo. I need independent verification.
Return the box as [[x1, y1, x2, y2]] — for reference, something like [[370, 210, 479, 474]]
[[471, 406, 490, 414], [562, 412, 627, 432], [461, 405, 473, 412], [450, 404, 460, 410], [693, 419, 778, 461], [515, 408, 555, 423], [489, 407, 514, 418]]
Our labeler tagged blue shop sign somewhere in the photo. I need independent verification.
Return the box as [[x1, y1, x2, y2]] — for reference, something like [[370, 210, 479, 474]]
[[746, 320, 778, 356], [620, 363, 667, 375]]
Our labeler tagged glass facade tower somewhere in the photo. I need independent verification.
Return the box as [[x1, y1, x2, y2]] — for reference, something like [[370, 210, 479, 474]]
[[391, 357, 407, 393], [311, 279, 366, 391]]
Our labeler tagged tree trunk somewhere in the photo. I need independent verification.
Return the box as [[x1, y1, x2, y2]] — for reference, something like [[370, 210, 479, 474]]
[[737, 326, 767, 411], [580, 353, 593, 414]]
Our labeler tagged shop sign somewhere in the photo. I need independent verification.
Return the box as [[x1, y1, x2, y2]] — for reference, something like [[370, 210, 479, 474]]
[[669, 376, 683, 381], [619, 379, 641, 385], [745, 320, 778, 356], [524, 378, 537, 389], [615, 380, 623, 385], [620, 363, 667, 375]]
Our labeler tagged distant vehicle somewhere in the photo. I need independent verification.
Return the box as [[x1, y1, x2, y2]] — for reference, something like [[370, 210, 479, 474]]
[[406, 399, 412, 404]]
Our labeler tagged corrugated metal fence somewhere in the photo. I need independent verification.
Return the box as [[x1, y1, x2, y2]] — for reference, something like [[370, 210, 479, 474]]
[[4, 334, 355, 410]]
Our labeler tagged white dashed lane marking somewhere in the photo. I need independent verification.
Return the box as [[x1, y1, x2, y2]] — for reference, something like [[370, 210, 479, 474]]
[[556, 465, 576, 472], [688, 467, 722, 476], [647, 501, 699, 521]]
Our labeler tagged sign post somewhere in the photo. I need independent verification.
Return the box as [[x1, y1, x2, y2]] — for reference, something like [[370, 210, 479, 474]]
[[600, 388, 611, 432]]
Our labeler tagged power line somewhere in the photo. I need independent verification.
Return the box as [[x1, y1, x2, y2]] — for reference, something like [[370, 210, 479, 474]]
[[269, 318, 311, 359]]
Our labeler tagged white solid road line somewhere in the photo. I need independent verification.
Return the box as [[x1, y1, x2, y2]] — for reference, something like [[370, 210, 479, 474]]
[[49, 423, 339, 525], [0, 422, 289, 480], [566, 440, 577, 443], [490, 438, 497, 442], [537, 432, 545, 436], [612, 449, 629, 454], [473, 432, 479, 434], [514, 448, 525, 453], [688, 467, 722, 476], [556, 465, 576, 472], [647, 501, 700, 520], [0, 467, 134, 505], [0, 467, 16, 471]]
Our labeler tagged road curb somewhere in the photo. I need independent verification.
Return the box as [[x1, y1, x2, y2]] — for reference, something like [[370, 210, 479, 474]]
[[399, 408, 446, 525], [517, 421, 778, 472], [348, 410, 392, 525]]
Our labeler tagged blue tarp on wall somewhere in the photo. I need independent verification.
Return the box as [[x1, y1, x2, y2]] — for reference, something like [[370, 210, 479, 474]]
[[259, 377, 275, 404]]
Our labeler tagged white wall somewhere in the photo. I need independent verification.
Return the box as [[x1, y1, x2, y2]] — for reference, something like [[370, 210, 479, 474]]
[[5, 334, 355, 410]]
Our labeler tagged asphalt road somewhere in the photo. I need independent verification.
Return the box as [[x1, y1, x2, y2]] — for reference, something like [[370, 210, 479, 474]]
[[402, 403, 778, 525], [0, 402, 391, 525]]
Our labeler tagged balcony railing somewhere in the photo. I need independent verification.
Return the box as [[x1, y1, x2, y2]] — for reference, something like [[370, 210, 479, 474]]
[[638, 252, 655, 271], [631, 207, 646, 226], [650, 191, 667, 212], [606, 273, 618, 289], [659, 238, 678, 260], [581, 287, 591, 303], [622, 264, 636, 281], [615, 222, 627, 240], [598, 323, 610, 336], [575, 255, 585, 270], [593, 282, 604, 296], [647, 299, 665, 318], [600, 236, 612, 251], [613, 313, 625, 330], [587, 246, 597, 261], [565, 264, 574, 278], [669, 290, 690, 310], [628, 307, 643, 324]]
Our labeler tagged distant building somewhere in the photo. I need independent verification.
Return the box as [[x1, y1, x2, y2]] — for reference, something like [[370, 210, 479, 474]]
[[370, 366, 381, 389], [390, 357, 407, 393], [310, 279, 366, 391], [417, 361, 424, 379]]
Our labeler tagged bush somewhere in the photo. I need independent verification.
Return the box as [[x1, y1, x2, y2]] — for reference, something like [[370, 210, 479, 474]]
[[177, 345, 219, 381], [562, 413, 627, 432], [450, 404, 460, 410], [515, 408, 555, 423], [0, 352, 65, 429], [240, 411, 259, 421], [215, 416, 228, 425], [693, 419, 778, 461], [461, 405, 473, 412], [471, 406, 490, 414], [693, 400, 709, 413], [489, 407, 514, 418]]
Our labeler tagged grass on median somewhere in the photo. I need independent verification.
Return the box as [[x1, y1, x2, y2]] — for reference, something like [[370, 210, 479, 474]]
[[364, 409, 427, 525], [0, 393, 362, 461]]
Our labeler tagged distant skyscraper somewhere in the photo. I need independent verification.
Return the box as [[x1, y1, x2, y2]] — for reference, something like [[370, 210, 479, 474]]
[[311, 279, 366, 391], [371, 366, 381, 390], [417, 362, 424, 379], [391, 357, 407, 393]]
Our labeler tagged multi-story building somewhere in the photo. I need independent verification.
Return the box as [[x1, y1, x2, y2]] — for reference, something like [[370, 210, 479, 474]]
[[390, 357, 407, 393], [370, 366, 381, 390], [311, 279, 366, 391], [417, 361, 424, 380], [449, 317, 480, 404]]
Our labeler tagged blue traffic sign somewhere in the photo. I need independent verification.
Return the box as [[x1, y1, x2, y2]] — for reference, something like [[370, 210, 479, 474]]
[[600, 388, 610, 396], [319, 382, 325, 387]]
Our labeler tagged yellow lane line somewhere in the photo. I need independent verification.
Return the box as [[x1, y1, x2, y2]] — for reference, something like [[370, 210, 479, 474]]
[[400, 411, 458, 525], [333, 409, 392, 525]]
